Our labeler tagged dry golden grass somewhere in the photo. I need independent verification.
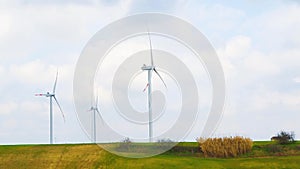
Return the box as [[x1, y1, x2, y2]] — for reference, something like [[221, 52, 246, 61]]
[[0, 144, 108, 169], [197, 136, 253, 158]]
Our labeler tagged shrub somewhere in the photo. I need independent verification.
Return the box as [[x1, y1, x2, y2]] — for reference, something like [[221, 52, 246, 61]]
[[156, 138, 174, 149], [157, 138, 173, 143], [274, 131, 295, 144], [266, 144, 283, 153], [169, 146, 201, 154], [197, 136, 253, 158]]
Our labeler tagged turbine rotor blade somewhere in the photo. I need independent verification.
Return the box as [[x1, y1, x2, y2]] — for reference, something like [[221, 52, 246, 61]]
[[143, 83, 149, 92], [53, 96, 66, 122], [147, 30, 154, 66], [90, 94, 93, 108], [53, 70, 58, 94], [95, 108, 103, 123], [153, 68, 167, 88], [35, 93, 46, 96], [95, 92, 98, 107]]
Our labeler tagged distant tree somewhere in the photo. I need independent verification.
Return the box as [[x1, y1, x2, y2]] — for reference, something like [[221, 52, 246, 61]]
[[156, 138, 174, 149], [116, 137, 133, 151], [122, 137, 132, 143], [273, 131, 295, 144]]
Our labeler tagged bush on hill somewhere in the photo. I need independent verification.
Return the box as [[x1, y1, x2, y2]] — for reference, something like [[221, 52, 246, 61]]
[[272, 131, 295, 145]]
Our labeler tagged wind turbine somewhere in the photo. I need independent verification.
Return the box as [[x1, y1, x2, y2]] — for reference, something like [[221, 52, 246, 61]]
[[141, 31, 167, 142], [35, 71, 65, 144], [88, 93, 102, 143]]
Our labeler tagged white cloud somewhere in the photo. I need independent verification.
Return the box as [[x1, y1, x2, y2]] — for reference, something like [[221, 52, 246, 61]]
[[218, 35, 251, 79], [0, 101, 18, 115], [281, 92, 300, 110], [219, 35, 280, 83], [2, 119, 17, 129], [0, 65, 4, 76], [270, 49, 300, 69], [224, 36, 251, 59], [0, 13, 11, 38], [9, 60, 56, 85], [243, 51, 280, 75], [19, 100, 47, 115], [241, 3, 300, 51], [0, 0, 133, 62], [293, 77, 300, 83], [7, 59, 75, 97]]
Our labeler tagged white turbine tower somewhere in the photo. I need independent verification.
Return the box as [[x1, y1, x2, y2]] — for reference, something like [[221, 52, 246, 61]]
[[35, 71, 65, 144], [88, 94, 102, 143], [142, 31, 167, 142]]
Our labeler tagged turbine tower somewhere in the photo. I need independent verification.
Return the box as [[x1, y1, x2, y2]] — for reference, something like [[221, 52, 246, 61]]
[[35, 71, 65, 144], [142, 31, 167, 142], [88, 93, 102, 143]]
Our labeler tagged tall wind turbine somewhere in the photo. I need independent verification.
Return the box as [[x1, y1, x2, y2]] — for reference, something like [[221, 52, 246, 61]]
[[142, 31, 167, 142], [88, 93, 102, 143], [35, 71, 65, 144]]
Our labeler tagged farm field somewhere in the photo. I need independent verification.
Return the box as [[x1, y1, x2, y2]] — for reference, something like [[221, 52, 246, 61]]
[[0, 141, 300, 169]]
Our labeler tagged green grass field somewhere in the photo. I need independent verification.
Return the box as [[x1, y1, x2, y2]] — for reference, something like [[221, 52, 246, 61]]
[[1, 141, 300, 169]]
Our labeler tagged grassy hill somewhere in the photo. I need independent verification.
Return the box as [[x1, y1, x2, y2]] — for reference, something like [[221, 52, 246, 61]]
[[1, 141, 300, 169]]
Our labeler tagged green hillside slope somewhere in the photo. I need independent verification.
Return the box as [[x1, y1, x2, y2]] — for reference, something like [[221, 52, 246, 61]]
[[0, 142, 300, 169]]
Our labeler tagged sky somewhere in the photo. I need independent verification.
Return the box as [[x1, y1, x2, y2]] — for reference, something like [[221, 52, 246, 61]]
[[0, 0, 300, 144]]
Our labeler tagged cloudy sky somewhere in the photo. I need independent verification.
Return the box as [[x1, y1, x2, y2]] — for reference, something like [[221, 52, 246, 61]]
[[0, 0, 300, 144]]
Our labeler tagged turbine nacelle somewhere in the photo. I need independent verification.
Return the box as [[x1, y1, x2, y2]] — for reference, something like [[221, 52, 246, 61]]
[[89, 106, 99, 111], [45, 92, 54, 97], [35, 92, 54, 97], [141, 65, 155, 70]]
